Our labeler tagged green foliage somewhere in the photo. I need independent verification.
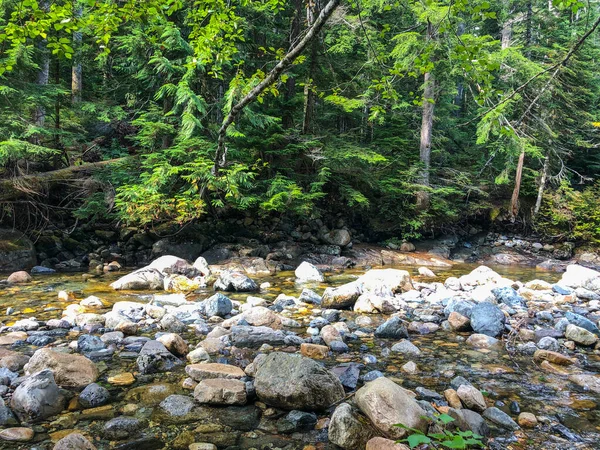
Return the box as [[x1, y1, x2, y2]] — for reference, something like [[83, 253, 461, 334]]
[[396, 413, 485, 449]]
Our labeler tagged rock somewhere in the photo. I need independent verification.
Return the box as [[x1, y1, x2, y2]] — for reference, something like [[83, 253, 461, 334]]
[[444, 389, 462, 409], [323, 229, 351, 247], [569, 374, 600, 393], [110, 267, 164, 290], [214, 271, 258, 292], [0, 427, 34, 442], [321, 324, 343, 346], [448, 312, 470, 331], [537, 336, 559, 352], [148, 255, 198, 277], [354, 294, 395, 314], [103, 416, 145, 440], [108, 373, 135, 386], [525, 280, 553, 290], [0, 398, 16, 426], [518, 412, 537, 428], [321, 281, 363, 309], [561, 264, 600, 290], [565, 311, 600, 336], [157, 394, 196, 422], [565, 324, 598, 346], [194, 378, 247, 405], [254, 352, 344, 410], [160, 314, 187, 333], [453, 409, 489, 437], [466, 333, 500, 348], [79, 383, 110, 408], [222, 306, 282, 329], [77, 334, 106, 353], [331, 363, 361, 391], [456, 384, 486, 412], [0, 229, 36, 272], [366, 437, 410, 450], [391, 340, 421, 356], [470, 302, 505, 337], [230, 325, 286, 348], [328, 403, 377, 449], [300, 343, 329, 359], [24, 348, 98, 389], [189, 445, 217, 450], [375, 316, 408, 339], [136, 340, 183, 374], [355, 377, 427, 439], [187, 347, 210, 364], [483, 407, 519, 430], [53, 432, 97, 450], [277, 410, 318, 433], [492, 286, 527, 309], [400, 242, 416, 252], [164, 274, 202, 292], [418, 267, 436, 277], [11, 369, 65, 422], [299, 288, 321, 304], [157, 333, 188, 356], [401, 361, 418, 374], [204, 293, 232, 318], [7, 271, 32, 283], [358, 269, 414, 296], [533, 350, 574, 366], [186, 363, 245, 382], [295, 261, 324, 282]]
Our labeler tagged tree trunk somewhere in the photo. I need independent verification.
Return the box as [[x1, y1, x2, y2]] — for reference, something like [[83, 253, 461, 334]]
[[283, 0, 303, 129], [533, 152, 550, 216], [509, 149, 525, 221], [302, 0, 319, 134], [416, 21, 436, 210], [32, 1, 51, 145], [213, 0, 340, 174], [71, 2, 83, 104]]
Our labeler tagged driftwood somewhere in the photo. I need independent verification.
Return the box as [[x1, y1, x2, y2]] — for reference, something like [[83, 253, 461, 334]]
[[0, 158, 129, 202]]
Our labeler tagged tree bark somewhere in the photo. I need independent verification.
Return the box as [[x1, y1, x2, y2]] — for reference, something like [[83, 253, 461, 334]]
[[213, 0, 340, 174], [533, 152, 550, 216], [509, 149, 525, 221], [302, 0, 319, 134], [32, 0, 51, 145], [71, 2, 83, 104], [416, 21, 436, 210], [282, 0, 303, 129]]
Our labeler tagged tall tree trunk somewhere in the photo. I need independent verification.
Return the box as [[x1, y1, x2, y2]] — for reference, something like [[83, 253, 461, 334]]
[[302, 0, 319, 134], [32, 0, 51, 145], [533, 152, 550, 216], [71, 2, 83, 104], [54, 58, 62, 152], [283, 0, 303, 129], [213, 0, 341, 174], [509, 148, 525, 221], [416, 21, 436, 210]]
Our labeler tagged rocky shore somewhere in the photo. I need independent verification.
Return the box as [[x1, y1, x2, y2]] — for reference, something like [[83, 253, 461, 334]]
[[0, 255, 599, 449]]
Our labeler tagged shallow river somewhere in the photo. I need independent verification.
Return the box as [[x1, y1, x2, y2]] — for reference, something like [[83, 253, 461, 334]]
[[0, 263, 598, 450]]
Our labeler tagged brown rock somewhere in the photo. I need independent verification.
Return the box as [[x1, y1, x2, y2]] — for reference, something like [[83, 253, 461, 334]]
[[518, 412, 537, 428], [157, 333, 188, 356], [300, 343, 329, 359], [0, 427, 34, 442], [108, 373, 135, 386], [444, 388, 462, 409], [24, 348, 98, 389], [448, 312, 470, 331], [533, 349, 575, 366], [185, 363, 245, 382], [193, 378, 246, 405], [456, 384, 486, 412], [7, 271, 32, 284], [366, 437, 410, 450], [53, 432, 97, 450], [0, 331, 27, 346], [539, 360, 571, 376]]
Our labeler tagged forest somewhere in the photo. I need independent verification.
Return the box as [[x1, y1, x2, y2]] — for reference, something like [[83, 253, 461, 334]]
[[1, 0, 600, 243]]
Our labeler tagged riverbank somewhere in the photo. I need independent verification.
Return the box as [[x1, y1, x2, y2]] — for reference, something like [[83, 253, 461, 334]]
[[0, 258, 599, 449]]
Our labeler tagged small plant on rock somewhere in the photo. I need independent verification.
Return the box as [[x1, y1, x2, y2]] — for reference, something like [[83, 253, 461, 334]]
[[395, 413, 485, 449]]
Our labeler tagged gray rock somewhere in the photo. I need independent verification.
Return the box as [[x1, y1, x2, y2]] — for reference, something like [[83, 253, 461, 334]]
[[492, 286, 527, 309], [77, 335, 106, 353], [444, 299, 475, 318], [204, 293, 232, 318], [331, 363, 361, 390], [214, 271, 258, 292], [391, 339, 421, 356], [10, 369, 65, 422], [537, 336, 559, 352], [483, 407, 519, 431], [52, 432, 97, 450], [0, 398, 17, 426], [277, 410, 318, 434], [254, 352, 344, 410], [103, 416, 146, 440], [295, 261, 324, 282], [374, 316, 408, 339], [470, 302, 505, 337], [136, 340, 183, 374], [230, 326, 286, 348], [321, 281, 362, 309], [157, 394, 196, 422], [299, 288, 321, 304], [110, 267, 164, 290], [565, 312, 600, 336], [79, 383, 110, 408], [328, 403, 376, 449], [160, 314, 187, 333]]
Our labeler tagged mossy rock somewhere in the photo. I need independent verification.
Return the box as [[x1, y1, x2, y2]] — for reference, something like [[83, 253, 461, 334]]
[[0, 229, 36, 272]]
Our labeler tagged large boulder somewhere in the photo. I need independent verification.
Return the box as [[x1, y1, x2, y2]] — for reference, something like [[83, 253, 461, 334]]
[[148, 255, 197, 277], [222, 306, 282, 329], [214, 271, 258, 292], [355, 377, 427, 439], [328, 403, 377, 449], [295, 261, 324, 283], [357, 269, 414, 296], [110, 267, 164, 290], [470, 302, 505, 337], [24, 349, 98, 389], [561, 265, 600, 291], [0, 229, 36, 272], [230, 325, 287, 348], [11, 369, 65, 422], [323, 229, 352, 247], [254, 352, 344, 410], [322, 281, 363, 309]]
